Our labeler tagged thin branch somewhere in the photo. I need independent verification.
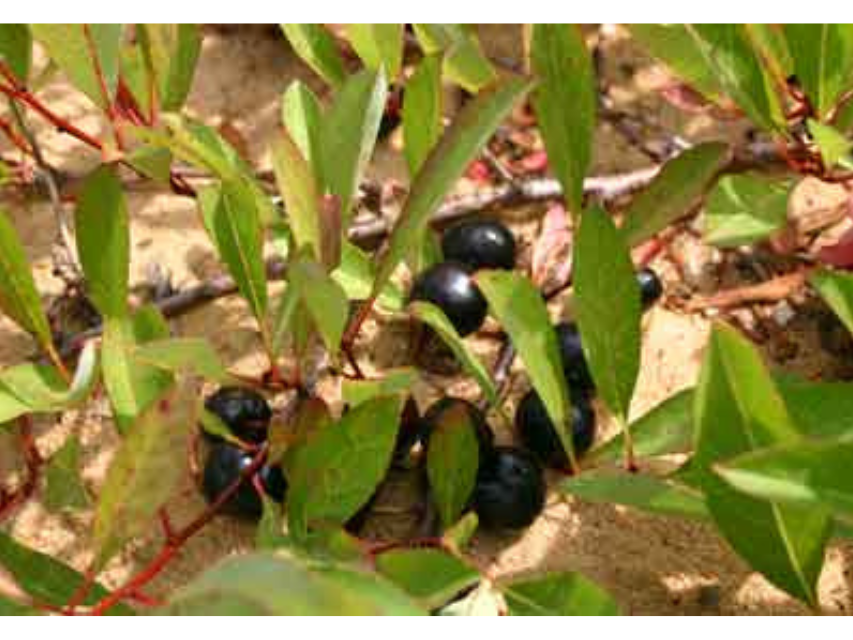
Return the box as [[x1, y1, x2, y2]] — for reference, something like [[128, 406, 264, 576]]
[[0, 416, 43, 524], [684, 269, 813, 312]]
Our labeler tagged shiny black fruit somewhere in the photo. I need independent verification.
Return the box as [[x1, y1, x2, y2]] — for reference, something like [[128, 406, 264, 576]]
[[472, 446, 546, 530], [554, 322, 595, 395], [637, 267, 663, 310], [203, 386, 272, 444], [202, 443, 286, 519], [409, 262, 488, 337], [515, 390, 596, 469], [441, 219, 516, 271], [422, 397, 494, 458]]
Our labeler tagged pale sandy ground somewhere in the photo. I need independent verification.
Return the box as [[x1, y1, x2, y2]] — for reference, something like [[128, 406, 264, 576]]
[[1, 25, 852, 615]]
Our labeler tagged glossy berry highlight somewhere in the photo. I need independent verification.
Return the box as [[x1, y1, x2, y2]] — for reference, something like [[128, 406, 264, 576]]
[[409, 261, 488, 337], [472, 446, 546, 530], [441, 219, 517, 271], [515, 389, 596, 469]]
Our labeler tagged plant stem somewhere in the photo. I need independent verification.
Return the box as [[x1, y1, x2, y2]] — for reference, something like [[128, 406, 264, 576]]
[[0, 417, 43, 523]]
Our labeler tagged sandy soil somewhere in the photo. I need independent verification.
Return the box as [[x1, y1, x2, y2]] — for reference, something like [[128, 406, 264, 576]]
[[2, 25, 853, 615]]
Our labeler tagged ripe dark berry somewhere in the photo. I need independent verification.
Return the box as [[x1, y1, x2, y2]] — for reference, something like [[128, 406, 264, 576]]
[[422, 397, 494, 458], [515, 390, 596, 469], [441, 219, 516, 271], [409, 262, 487, 337], [637, 267, 663, 310], [203, 386, 272, 444], [554, 322, 595, 395], [472, 446, 545, 530], [202, 443, 286, 519]]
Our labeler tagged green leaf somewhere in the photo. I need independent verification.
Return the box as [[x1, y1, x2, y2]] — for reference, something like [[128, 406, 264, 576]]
[[777, 375, 853, 440], [93, 379, 196, 567], [332, 241, 405, 312], [287, 395, 404, 538], [288, 254, 349, 354], [561, 470, 709, 520], [126, 146, 173, 183], [573, 207, 641, 422], [282, 81, 325, 184], [0, 532, 133, 614], [703, 174, 793, 247], [0, 25, 32, 81], [784, 25, 853, 118], [345, 24, 404, 79], [476, 270, 573, 462], [530, 25, 596, 213], [131, 338, 233, 383], [588, 388, 695, 464], [717, 439, 853, 523], [256, 497, 287, 550], [74, 165, 130, 319], [621, 142, 730, 247], [321, 69, 387, 225], [138, 24, 201, 112], [426, 400, 481, 529], [413, 24, 497, 93], [442, 512, 479, 553], [0, 341, 99, 417], [30, 24, 122, 110], [0, 596, 39, 616], [271, 130, 332, 268], [403, 54, 444, 176], [0, 207, 54, 353], [808, 120, 853, 169], [120, 42, 154, 118], [810, 268, 853, 335], [198, 180, 268, 326], [281, 24, 346, 89], [742, 24, 793, 88], [101, 307, 173, 433], [44, 435, 90, 512], [502, 572, 620, 616], [409, 301, 497, 405], [374, 75, 532, 297], [375, 548, 480, 610], [692, 323, 831, 606], [342, 368, 419, 408], [163, 551, 424, 615]]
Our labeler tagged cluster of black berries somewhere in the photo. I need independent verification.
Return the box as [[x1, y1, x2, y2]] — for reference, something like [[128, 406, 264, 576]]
[[200, 387, 286, 519], [407, 218, 664, 530]]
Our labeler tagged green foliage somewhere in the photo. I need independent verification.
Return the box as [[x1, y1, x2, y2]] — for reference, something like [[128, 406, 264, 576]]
[[403, 54, 444, 176], [375, 548, 480, 610], [137, 24, 201, 112], [281, 24, 347, 89], [784, 25, 853, 119], [413, 24, 497, 93], [0, 24, 32, 81], [345, 25, 404, 79], [703, 174, 793, 247], [502, 572, 620, 616], [44, 435, 90, 512]]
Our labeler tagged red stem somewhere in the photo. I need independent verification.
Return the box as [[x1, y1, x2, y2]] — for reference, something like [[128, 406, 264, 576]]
[[0, 115, 32, 154], [0, 416, 43, 523], [83, 446, 269, 616], [82, 25, 125, 150]]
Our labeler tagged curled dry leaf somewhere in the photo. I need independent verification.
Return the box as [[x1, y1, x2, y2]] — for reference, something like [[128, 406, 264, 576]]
[[531, 203, 573, 291], [659, 82, 742, 120]]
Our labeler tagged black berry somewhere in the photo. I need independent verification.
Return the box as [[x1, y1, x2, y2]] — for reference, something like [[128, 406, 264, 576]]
[[203, 386, 272, 444], [202, 443, 286, 519], [472, 446, 546, 530], [515, 389, 596, 469], [554, 322, 595, 395], [441, 219, 516, 271], [637, 267, 663, 310], [409, 262, 488, 337], [422, 397, 494, 458]]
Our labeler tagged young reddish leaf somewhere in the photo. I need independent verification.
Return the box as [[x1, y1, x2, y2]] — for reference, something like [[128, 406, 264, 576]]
[[693, 323, 830, 606], [620, 142, 731, 247], [403, 54, 443, 176], [502, 571, 620, 616], [287, 395, 404, 539], [817, 226, 853, 269], [137, 24, 201, 112], [530, 25, 596, 214], [475, 270, 573, 463], [282, 81, 325, 184], [0, 208, 53, 354], [30, 25, 123, 110], [375, 548, 480, 610], [93, 378, 196, 567], [373, 76, 533, 297], [409, 301, 498, 405], [198, 180, 268, 328], [531, 203, 573, 291], [0, 25, 32, 81], [101, 306, 173, 433], [320, 68, 388, 226], [426, 400, 481, 529], [0, 532, 133, 614], [281, 24, 347, 89], [74, 165, 130, 319], [573, 207, 642, 423], [345, 24, 404, 79]]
